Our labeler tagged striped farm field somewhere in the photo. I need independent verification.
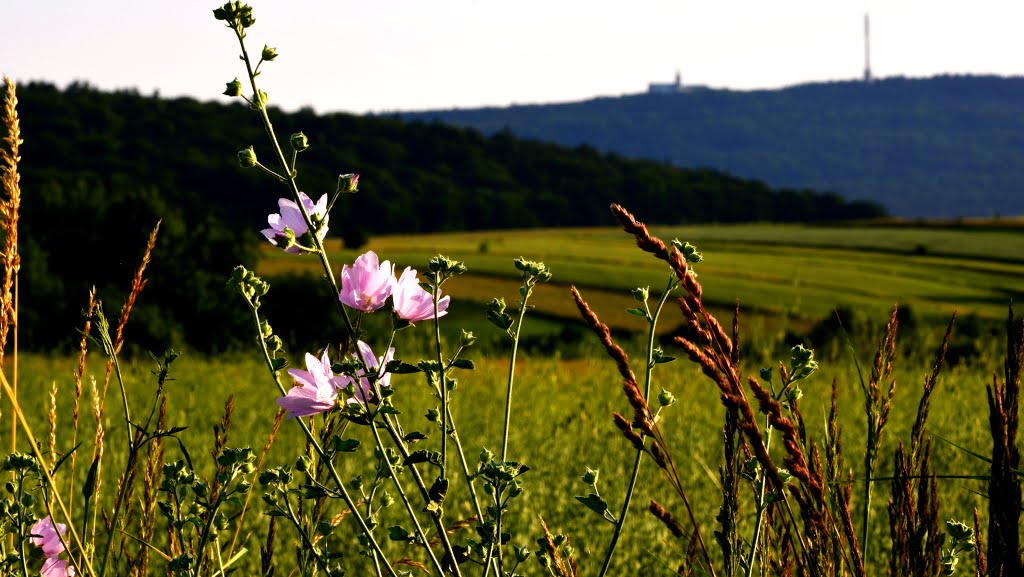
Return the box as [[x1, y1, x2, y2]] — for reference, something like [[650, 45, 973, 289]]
[[258, 223, 1024, 332]]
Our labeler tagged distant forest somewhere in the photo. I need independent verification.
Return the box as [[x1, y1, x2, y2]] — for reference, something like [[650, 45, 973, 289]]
[[5, 82, 882, 352], [404, 75, 1024, 218]]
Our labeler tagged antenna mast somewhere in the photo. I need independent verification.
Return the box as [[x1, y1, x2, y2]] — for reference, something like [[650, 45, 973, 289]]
[[863, 12, 872, 83]]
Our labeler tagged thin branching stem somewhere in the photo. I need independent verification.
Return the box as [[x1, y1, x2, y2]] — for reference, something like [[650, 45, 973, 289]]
[[597, 277, 676, 577]]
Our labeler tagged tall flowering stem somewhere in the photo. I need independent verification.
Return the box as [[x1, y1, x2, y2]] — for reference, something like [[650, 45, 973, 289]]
[[219, 6, 358, 346], [500, 259, 552, 461], [230, 266, 401, 577]]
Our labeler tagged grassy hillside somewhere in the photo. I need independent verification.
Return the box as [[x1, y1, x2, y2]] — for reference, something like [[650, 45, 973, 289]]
[[257, 221, 1024, 359], [403, 75, 1024, 218]]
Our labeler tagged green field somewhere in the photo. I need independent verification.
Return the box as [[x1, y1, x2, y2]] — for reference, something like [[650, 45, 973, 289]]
[[259, 223, 1024, 339]]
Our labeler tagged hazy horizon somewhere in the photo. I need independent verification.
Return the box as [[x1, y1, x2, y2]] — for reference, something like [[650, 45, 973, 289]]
[[4, 1, 1024, 114]]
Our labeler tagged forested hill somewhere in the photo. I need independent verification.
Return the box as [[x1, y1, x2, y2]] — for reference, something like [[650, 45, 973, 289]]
[[15, 82, 881, 233], [4, 81, 882, 353], [402, 75, 1024, 218]]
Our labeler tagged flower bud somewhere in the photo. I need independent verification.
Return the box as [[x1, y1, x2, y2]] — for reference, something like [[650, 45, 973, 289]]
[[460, 330, 477, 348], [237, 146, 257, 168], [581, 468, 599, 485], [478, 448, 494, 463], [631, 286, 649, 302], [425, 407, 440, 422], [337, 173, 359, 194], [658, 389, 676, 407], [380, 491, 395, 508], [290, 132, 309, 152], [223, 78, 243, 97], [261, 44, 279, 61]]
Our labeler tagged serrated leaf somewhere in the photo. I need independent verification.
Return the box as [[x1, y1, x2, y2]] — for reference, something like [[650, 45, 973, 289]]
[[403, 450, 442, 467], [386, 360, 422, 374], [451, 358, 475, 370], [403, 431, 428, 443], [388, 525, 413, 542], [332, 438, 360, 452], [575, 493, 609, 516], [486, 311, 514, 330]]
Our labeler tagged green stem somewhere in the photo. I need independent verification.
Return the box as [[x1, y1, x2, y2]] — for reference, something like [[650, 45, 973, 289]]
[[282, 498, 332, 575], [597, 278, 675, 577], [432, 280, 447, 478], [366, 421, 449, 577], [247, 303, 400, 577], [744, 419, 774, 577], [861, 443, 875, 564], [500, 286, 531, 462]]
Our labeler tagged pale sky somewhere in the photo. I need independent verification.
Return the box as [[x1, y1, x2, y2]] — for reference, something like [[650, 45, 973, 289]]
[[3, 1, 1023, 114]]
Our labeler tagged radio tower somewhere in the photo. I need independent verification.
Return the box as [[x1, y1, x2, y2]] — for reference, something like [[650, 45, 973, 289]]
[[863, 12, 872, 83]]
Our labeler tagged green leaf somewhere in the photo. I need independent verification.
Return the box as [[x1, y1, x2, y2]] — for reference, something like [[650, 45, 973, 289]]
[[270, 357, 288, 371], [332, 438, 360, 453], [386, 361, 422, 374], [575, 493, 609, 516], [388, 525, 413, 542], [403, 431, 428, 443], [83, 455, 100, 499], [451, 358, 475, 370], [403, 450, 442, 467], [626, 307, 648, 318]]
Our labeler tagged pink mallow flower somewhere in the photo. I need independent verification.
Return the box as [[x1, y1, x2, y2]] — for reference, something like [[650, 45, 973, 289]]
[[337, 341, 395, 404], [31, 516, 68, 558], [276, 351, 342, 418], [41, 557, 75, 577], [261, 192, 329, 254], [392, 267, 450, 323], [339, 251, 394, 312]]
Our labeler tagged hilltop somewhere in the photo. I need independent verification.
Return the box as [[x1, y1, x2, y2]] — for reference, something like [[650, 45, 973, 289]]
[[402, 75, 1024, 218]]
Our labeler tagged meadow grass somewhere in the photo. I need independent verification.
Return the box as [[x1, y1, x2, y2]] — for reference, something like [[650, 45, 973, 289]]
[[10, 331, 1002, 575]]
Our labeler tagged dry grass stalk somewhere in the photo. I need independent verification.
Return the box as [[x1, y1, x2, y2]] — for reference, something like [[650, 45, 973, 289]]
[[69, 287, 98, 515], [1, 75, 23, 453], [135, 394, 167, 577], [261, 516, 277, 577], [574, 280, 716, 574], [860, 306, 899, 560], [537, 516, 578, 577], [230, 407, 286, 558], [910, 313, 956, 466], [100, 220, 160, 410], [985, 304, 1022, 575], [0, 75, 22, 366], [48, 381, 59, 468], [570, 285, 636, 385], [650, 499, 686, 539], [972, 508, 986, 577], [210, 392, 236, 501], [90, 376, 106, 540]]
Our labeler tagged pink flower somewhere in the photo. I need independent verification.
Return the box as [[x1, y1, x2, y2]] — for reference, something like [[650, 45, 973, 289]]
[[31, 516, 67, 558], [392, 267, 450, 322], [339, 251, 394, 312], [261, 192, 329, 253], [276, 351, 342, 418], [337, 341, 395, 404], [41, 557, 75, 577]]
